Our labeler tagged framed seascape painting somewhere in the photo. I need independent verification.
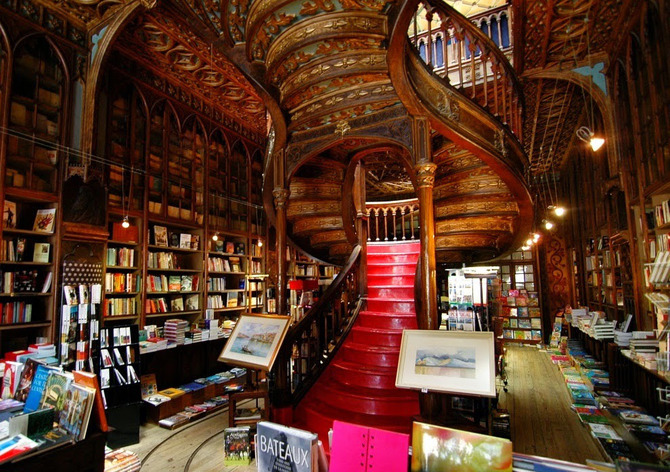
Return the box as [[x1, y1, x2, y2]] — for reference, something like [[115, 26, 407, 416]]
[[396, 330, 496, 397], [218, 314, 291, 371]]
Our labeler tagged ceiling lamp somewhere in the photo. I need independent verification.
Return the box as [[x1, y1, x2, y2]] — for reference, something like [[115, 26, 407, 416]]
[[544, 220, 554, 230], [576, 126, 604, 152]]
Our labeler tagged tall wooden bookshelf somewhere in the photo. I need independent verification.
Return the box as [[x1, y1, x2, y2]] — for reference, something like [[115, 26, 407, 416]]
[[0, 34, 70, 354]]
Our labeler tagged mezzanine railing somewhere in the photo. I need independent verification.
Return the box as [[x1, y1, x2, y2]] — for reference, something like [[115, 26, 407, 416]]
[[366, 199, 419, 242]]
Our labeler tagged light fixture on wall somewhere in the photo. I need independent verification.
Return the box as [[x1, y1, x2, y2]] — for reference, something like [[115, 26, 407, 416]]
[[121, 166, 130, 228], [576, 126, 605, 151], [547, 204, 566, 217]]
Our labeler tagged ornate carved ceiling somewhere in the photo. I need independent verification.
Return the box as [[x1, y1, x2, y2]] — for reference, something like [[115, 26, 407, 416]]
[[113, 7, 267, 134], [516, 0, 627, 176], [363, 151, 414, 201]]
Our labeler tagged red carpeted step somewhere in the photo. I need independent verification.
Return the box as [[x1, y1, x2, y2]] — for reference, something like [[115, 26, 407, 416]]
[[350, 325, 404, 346], [314, 379, 420, 416], [367, 273, 415, 286], [329, 359, 398, 389], [367, 263, 416, 276], [366, 285, 414, 299], [366, 253, 419, 264], [366, 297, 415, 313], [368, 242, 420, 255], [358, 311, 416, 329], [340, 341, 401, 366]]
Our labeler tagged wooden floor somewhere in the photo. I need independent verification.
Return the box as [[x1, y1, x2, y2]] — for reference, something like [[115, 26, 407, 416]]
[[501, 343, 608, 464], [127, 344, 607, 471]]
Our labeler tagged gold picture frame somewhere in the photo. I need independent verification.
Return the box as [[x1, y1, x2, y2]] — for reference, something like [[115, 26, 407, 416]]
[[218, 314, 291, 371], [395, 330, 496, 397]]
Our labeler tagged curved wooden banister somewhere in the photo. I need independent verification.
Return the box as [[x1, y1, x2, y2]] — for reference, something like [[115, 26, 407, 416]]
[[271, 245, 362, 407], [408, 0, 523, 138]]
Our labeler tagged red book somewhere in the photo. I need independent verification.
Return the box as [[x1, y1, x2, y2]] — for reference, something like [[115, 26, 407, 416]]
[[4, 350, 29, 362], [73, 370, 108, 433]]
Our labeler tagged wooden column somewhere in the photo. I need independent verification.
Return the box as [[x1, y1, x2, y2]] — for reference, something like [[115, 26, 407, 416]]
[[415, 162, 438, 330], [412, 116, 438, 331]]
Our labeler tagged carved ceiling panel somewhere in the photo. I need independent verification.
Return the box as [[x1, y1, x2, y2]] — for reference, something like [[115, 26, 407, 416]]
[[523, 78, 585, 175], [363, 151, 414, 201], [519, 0, 624, 72], [113, 8, 266, 134]]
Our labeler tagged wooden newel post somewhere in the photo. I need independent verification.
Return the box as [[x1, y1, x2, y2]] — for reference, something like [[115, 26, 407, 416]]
[[354, 161, 368, 297], [414, 165, 438, 330]]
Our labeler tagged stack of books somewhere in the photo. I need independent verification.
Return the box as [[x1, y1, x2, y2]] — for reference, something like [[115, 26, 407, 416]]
[[591, 320, 616, 340], [614, 330, 633, 347], [163, 319, 188, 346]]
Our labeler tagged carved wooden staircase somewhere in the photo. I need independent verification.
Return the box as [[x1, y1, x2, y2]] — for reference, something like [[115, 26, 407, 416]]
[[294, 241, 420, 449]]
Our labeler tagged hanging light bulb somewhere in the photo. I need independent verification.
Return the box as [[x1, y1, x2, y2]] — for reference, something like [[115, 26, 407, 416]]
[[521, 245, 530, 251], [544, 220, 554, 230], [257, 240, 263, 247], [525, 238, 534, 247], [576, 126, 605, 152], [121, 215, 130, 229], [554, 206, 566, 217], [212, 233, 218, 241], [533, 233, 541, 242]]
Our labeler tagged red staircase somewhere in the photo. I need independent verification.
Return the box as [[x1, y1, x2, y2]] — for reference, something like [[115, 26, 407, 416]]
[[293, 241, 421, 449]]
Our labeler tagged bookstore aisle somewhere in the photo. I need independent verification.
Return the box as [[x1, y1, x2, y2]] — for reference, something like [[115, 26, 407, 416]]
[[127, 402, 256, 472], [502, 344, 608, 463]]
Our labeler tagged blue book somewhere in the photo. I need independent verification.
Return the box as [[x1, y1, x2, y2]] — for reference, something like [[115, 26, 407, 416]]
[[23, 365, 58, 413]]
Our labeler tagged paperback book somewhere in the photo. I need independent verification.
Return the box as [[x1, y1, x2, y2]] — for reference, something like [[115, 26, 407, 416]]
[[223, 426, 251, 466], [256, 421, 319, 472]]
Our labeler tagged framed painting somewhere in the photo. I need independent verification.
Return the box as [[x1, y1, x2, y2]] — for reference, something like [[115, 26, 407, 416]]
[[396, 330, 496, 397], [218, 314, 291, 371]]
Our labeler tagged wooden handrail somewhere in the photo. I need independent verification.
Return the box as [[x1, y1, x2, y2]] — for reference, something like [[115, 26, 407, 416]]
[[271, 245, 362, 407], [409, 0, 523, 138]]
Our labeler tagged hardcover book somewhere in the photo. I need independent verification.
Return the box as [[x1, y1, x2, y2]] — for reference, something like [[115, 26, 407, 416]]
[[32, 208, 56, 233], [39, 371, 73, 412], [411, 421, 513, 472], [32, 243, 50, 263], [58, 383, 95, 440], [331, 420, 409, 472], [72, 370, 108, 432], [3, 200, 16, 228], [256, 421, 318, 472], [154, 226, 168, 246], [23, 364, 59, 413], [13, 358, 42, 403], [223, 426, 251, 466]]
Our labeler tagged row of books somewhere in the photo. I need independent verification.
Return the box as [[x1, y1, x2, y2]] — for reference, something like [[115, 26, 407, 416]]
[[207, 293, 242, 309], [500, 295, 539, 307], [208, 239, 246, 255], [104, 298, 137, 317], [207, 256, 242, 273], [502, 329, 542, 341], [1, 239, 50, 263], [105, 273, 141, 293], [207, 276, 227, 291], [147, 251, 182, 270], [106, 247, 135, 267], [2, 270, 39, 293], [0, 302, 33, 324], [647, 251, 670, 285], [146, 274, 199, 292], [653, 199, 670, 228], [502, 317, 541, 329], [501, 306, 541, 317], [145, 295, 200, 313]]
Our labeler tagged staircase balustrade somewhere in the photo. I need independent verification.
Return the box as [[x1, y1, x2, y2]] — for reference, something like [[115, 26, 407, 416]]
[[366, 199, 420, 242], [272, 246, 362, 407], [409, 0, 522, 138]]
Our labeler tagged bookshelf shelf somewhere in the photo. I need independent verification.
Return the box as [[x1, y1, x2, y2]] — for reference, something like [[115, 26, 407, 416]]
[[103, 314, 140, 321], [145, 310, 201, 318], [0, 321, 51, 330], [146, 291, 201, 295], [3, 228, 54, 237], [147, 244, 202, 254], [0, 292, 52, 297], [211, 307, 245, 312], [106, 292, 141, 297], [0, 261, 51, 266], [106, 266, 141, 271], [146, 268, 201, 273]]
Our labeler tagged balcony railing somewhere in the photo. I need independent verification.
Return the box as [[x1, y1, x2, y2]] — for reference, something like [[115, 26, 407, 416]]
[[409, 1, 522, 138], [366, 199, 419, 242]]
